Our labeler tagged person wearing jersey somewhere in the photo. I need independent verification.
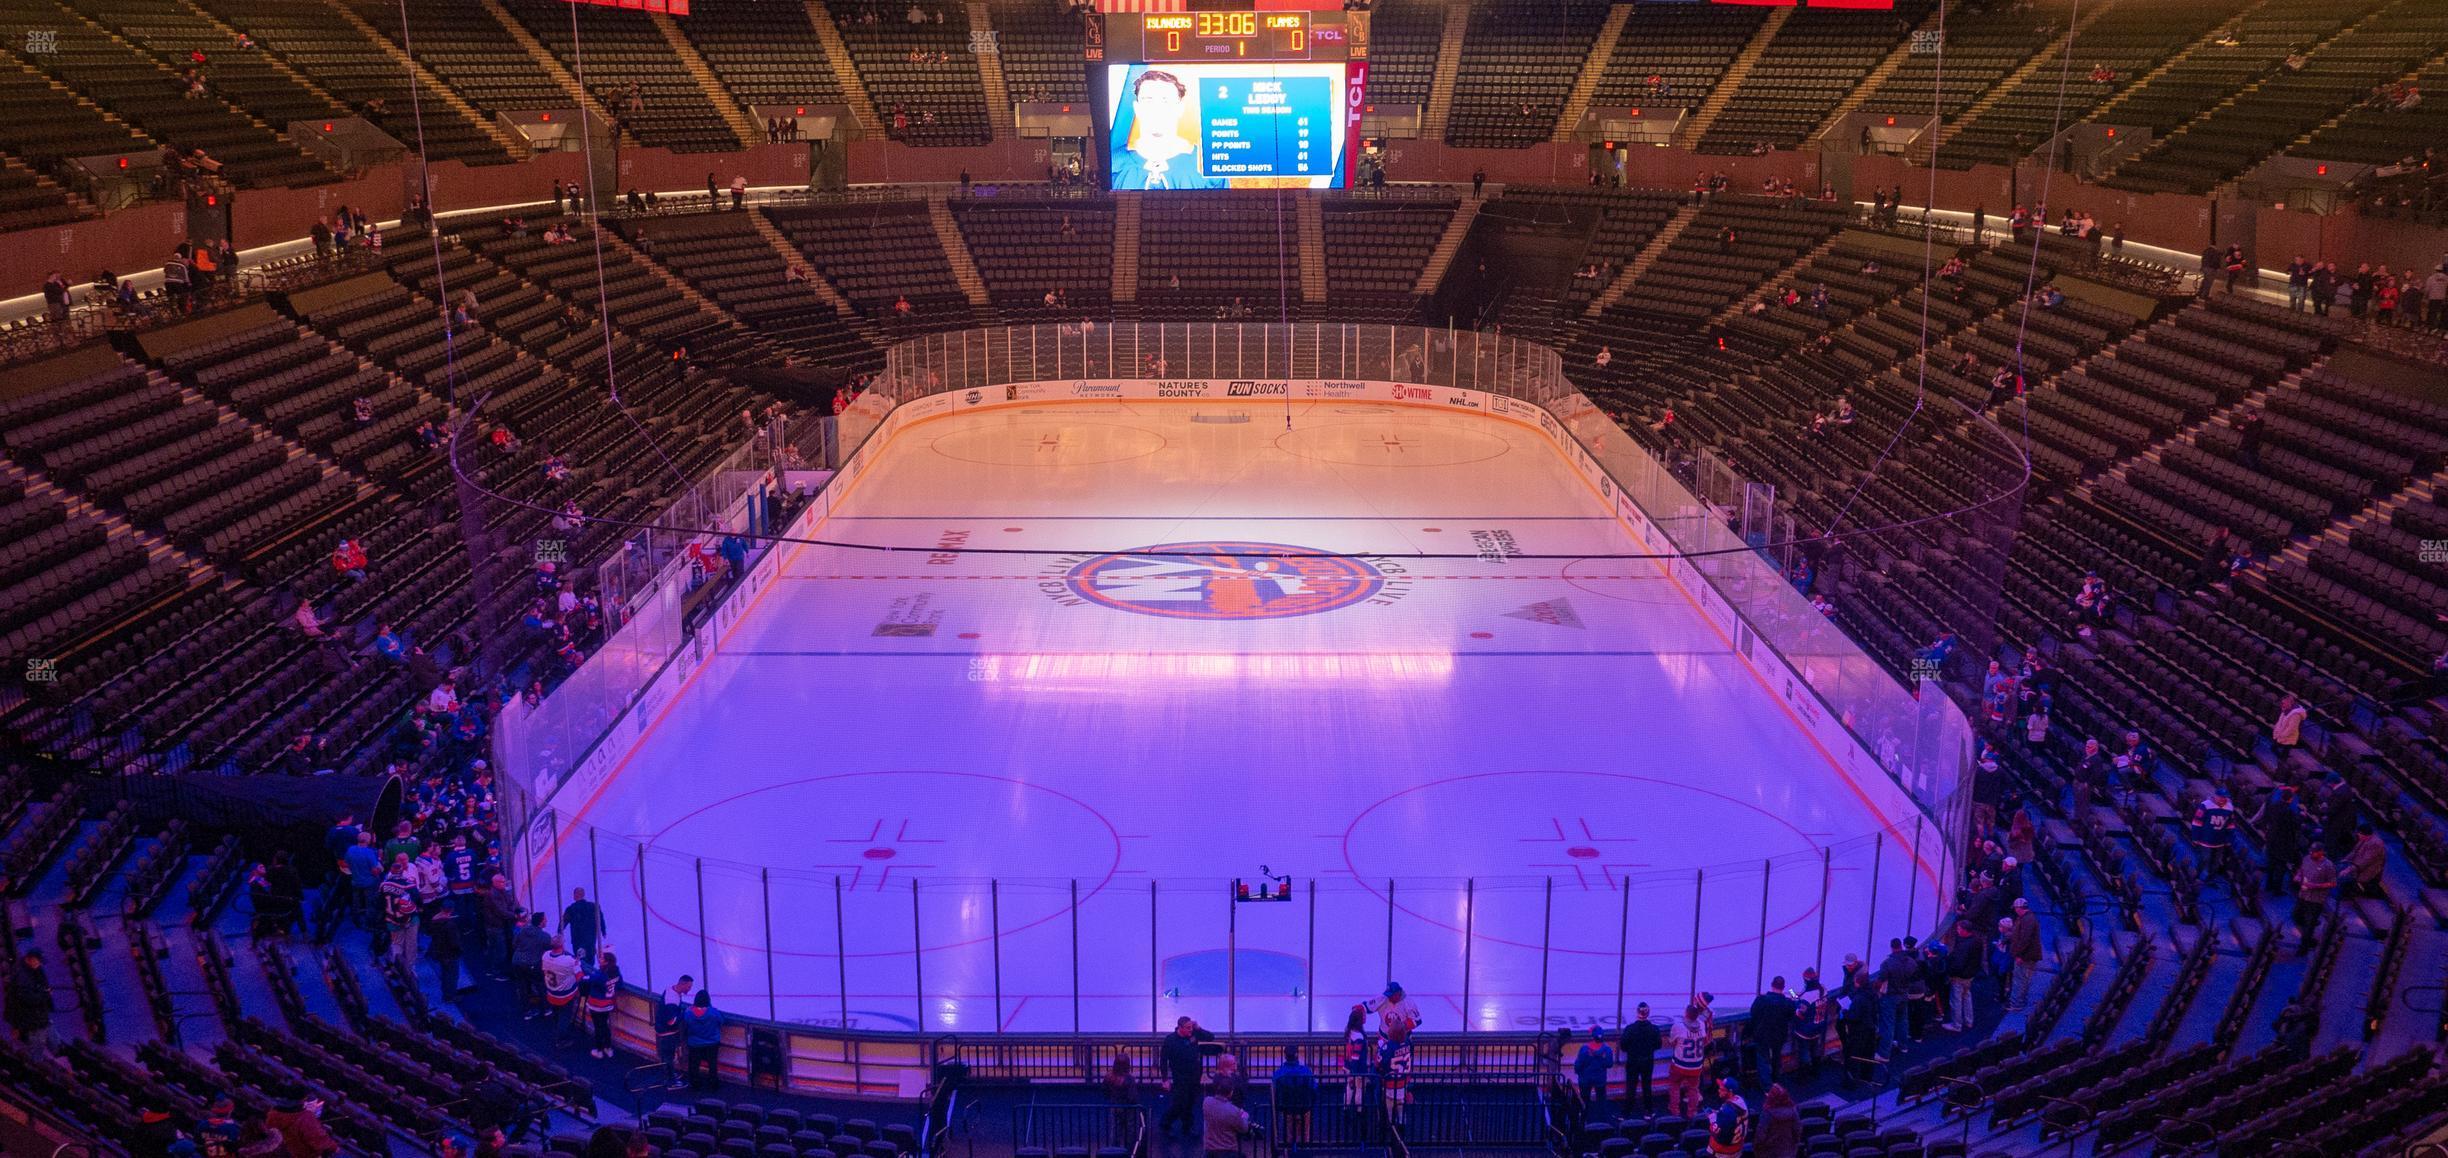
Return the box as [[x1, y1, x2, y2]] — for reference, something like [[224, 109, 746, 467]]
[[1378, 1019, 1415, 1123], [1340, 1006, 1374, 1108], [1704, 1078, 1748, 1155], [2189, 788, 2238, 889], [540, 937, 581, 1039], [380, 856, 420, 970], [1665, 1001, 1712, 1118], [581, 950, 621, 1059]]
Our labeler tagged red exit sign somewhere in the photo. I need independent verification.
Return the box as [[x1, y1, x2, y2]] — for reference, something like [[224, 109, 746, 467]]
[[570, 0, 691, 16]]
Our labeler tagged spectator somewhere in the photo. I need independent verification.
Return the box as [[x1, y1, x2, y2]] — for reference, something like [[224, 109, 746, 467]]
[[654, 979, 689, 1086], [1572, 1025, 1614, 1108], [2007, 897, 2041, 1010], [1157, 1016, 1219, 1136], [5, 949, 56, 1053], [427, 904, 466, 1000], [559, 887, 605, 964], [1270, 1047, 1314, 1149], [2290, 845, 2338, 950], [1703, 1078, 1747, 1156], [2342, 824, 2386, 899], [2271, 693, 2308, 752], [331, 537, 368, 583], [1942, 921, 1983, 1032], [683, 990, 723, 1088], [1752, 1084, 1801, 1158], [511, 912, 552, 1015], [2189, 788, 2238, 888], [1340, 1005, 1373, 1108], [1200, 1081, 1252, 1158], [1664, 1001, 1711, 1117], [1788, 974, 1825, 1077], [381, 855, 419, 968], [1746, 980, 1794, 1092], [264, 1098, 337, 1158], [2253, 784, 2307, 895], [730, 175, 747, 210], [540, 936, 581, 1036], [582, 950, 621, 1058], [1102, 1056, 1141, 1144]]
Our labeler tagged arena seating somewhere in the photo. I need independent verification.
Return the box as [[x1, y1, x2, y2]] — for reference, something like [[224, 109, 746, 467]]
[[1590, 2, 1765, 116], [0, 0, 332, 187], [2107, 0, 2443, 194], [2089, 0, 2377, 187], [500, 0, 744, 152], [1698, 5, 1925, 155], [1132, 191, 1302, 320], [766, 200, 976, 329], [1443, 0, 1611, 149], [988, 0, 1086, 106], [619, 210, 880, 369], [1857, 0, 2075, 123], [351, 0, 576, 123], [1, 10, 2447, 1156], [1359, 0, 1443, 113], [1936, 0, 2248, 169], [950, 194, 1115, 319], [824, 0, 992, 147], [677, 1, 846, 116], [196, 0, 515, 164], [1319, 195, 1456, 320]]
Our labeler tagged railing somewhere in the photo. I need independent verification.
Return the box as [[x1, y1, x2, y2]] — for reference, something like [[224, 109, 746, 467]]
[[500, 324, 1976, 1048]]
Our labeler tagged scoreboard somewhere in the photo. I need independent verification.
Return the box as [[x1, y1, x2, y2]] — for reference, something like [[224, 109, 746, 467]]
[[1109, 10, 1352, 63]]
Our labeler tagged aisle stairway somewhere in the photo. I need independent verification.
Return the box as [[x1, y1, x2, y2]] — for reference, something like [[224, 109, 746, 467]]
[[1413, 194, 1483, 296], [1805, 5, 1943, 145], [804, 0, 882, 135], [1112, 192, 1142, 305], [1677, 6, 1790, 147], [1295, 195, 1326, 306], [325, 3, 530, 158], [1422, 3, 1470, 141], [651, 11, 761, 148], [475, 0, 630, 145], [966, 2, 1013, 140], [1551, 3, 1635, 143], [1921, 0, 2120, 164], [1585, 201, 1701, 316], [746, 208, 879, 340], [926, 192, 991, 309]]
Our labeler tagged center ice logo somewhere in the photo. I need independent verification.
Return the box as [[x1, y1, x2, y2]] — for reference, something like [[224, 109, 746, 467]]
[[1064, 541, 1384, 620]]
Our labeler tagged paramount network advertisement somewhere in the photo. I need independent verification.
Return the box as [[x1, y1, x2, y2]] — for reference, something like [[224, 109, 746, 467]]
[[1105, 63, 1349, 189]]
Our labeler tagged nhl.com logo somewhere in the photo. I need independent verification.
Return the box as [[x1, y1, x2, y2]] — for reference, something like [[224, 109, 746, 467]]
[[1041, 540, 1411, 620], [1226, 380, 1287, 397]]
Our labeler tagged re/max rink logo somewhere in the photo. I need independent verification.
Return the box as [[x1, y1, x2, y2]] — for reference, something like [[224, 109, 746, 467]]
[[1154, 380, 1206, 397], [1227, 380, 1287, 397]]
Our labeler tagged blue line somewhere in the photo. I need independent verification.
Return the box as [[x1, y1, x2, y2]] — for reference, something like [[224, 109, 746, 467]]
[[822, 515, 1618, 522], [720, 649, 1732, 659]]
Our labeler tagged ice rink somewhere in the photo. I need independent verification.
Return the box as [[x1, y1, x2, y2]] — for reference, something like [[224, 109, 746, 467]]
[[539, 400, 1938, 1035]]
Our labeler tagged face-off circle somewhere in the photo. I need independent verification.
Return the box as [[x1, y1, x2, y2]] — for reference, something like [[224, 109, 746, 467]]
[[1064, 541, 1385, 620]]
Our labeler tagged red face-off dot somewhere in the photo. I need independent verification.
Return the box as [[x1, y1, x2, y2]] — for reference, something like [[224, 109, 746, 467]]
[[1004, 527, 1023, 532], [1566, 847, 1600, 860], [1469, 631, 1494, 639], [1422, 527, 1442, 532], [862, 848, 897, 860], [957, 632, 980, 639]]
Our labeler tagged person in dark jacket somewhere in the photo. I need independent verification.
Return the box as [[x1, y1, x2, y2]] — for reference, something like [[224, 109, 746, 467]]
[[1943, 921, 1985, 1031], [426, 905, 465, 1001], [1572, 1028, 1615, 1110], [1751, 1084, 1802, 1158], [1157, 1017, 1220, 1136], [1874, 939, 1918, 1054], [511, 912, 552, 1016], [1270, 1046, 1315, 1150], [683, 990, 723, 1089], [2255, 784, 2306, 896], [1617, 1003, 1662, 1116], [1746, 981, 1796, 1093]]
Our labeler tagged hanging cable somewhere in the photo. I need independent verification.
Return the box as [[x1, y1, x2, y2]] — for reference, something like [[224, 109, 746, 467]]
[[564, 0, 695, 493]]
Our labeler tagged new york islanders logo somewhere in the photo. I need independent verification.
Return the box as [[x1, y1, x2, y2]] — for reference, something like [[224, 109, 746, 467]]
[[1063, 541, 1384, 620]]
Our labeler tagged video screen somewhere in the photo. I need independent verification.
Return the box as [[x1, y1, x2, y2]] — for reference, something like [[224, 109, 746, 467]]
[[1105, 62, 1348, 190]]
